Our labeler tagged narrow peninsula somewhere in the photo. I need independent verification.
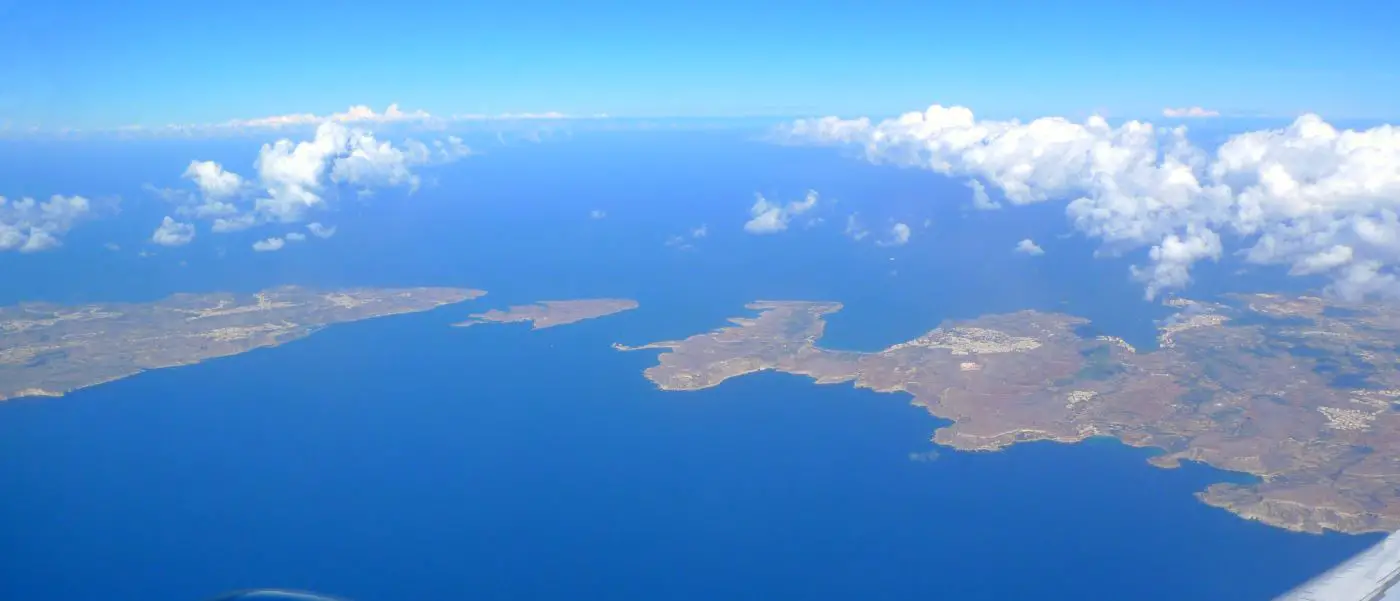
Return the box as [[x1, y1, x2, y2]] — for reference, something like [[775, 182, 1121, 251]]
[[0, 285, 483, 401], [617, 295, 1400, 536], [454, 298, 638, 329]]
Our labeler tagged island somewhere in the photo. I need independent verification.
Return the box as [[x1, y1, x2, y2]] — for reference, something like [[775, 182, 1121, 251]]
[[453, 298, 638, 329], [617, 295, 1400, 535], [0, 285, 483, 401]]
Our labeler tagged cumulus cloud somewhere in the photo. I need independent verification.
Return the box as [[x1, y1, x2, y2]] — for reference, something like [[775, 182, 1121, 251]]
[[1163, 106, 1221, 118], [151, 216, 195, 246], [0, 194, 92, 253], [306, 222, 337, 239], [254, 122, 423, 221], [165, 161, 243, 219], [781, 104, 1400, 299], [285, 232, 307, 242], [691, 224, 708, 238], [590, 209, 607, 219], [1016, 238, 1045, 256], [183, 160, 243, 200], [252, 237, 285, 252], [744, 190, 819, 234], [156, 122, 467, 240], [879, 222, 911, 246], [1130, 226, 1221, 298]]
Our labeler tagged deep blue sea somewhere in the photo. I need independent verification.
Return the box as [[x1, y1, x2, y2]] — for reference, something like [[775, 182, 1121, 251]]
[[0, 129, 1376, 600]]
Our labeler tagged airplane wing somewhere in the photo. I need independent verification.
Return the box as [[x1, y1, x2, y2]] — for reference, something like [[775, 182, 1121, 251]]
[[1275, 530, 1400, 600]]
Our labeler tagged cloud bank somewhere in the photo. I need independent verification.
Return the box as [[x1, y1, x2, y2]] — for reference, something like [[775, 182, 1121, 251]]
[[115, 104, 605, 137], [1162, 106, 1221, 118], [232, 103, 432, 130], [780, 104, 1400, 299]]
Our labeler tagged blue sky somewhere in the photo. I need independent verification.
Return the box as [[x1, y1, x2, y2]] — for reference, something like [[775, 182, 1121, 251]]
[[4, 0, 1400, 302], [3, 0, 1397, 129]]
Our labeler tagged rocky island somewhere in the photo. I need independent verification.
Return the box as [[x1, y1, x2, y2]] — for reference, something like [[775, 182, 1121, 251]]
[[0, 285, 483, 401], [454, 298, 638, 329], [617, 295, 1400, 536]]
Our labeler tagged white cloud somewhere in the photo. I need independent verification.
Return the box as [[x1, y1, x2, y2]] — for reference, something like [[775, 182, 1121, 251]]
[[1015, 238, 1045, 256], [151, 216, 195, 247], [401, 137, 471, 165], [212, 214, 257, 233], [187, 198, 239, 218], [744, 190, 819, 234], [435, 136, 472, 160], [169, 162, 245, 220], [253, 123, 358, 221], [306, 222, 337, 239], [968, 180, 999, 210], [162, 122, 467, 235], [452, 111, 600, 121], [1332, 260, 1400, 299], [1290, 244, 1354, 275], [781, 104, 1400, 299], [879, 222, 911, 246], [0, 194, 92, 253], [667, 224, 708, 250], [252, 237, 285, 252], [744, 199, 783, 233], [326, 131, 422, 192], [144, 184, 192, 204], [590, 209, 607, 219], [19, 229, 58, 252], [845, 214, 870, 241], [335, 104, 431, 123], [1130, 226, 1222, 299], [1162, 106, 1221, 118], [285, 232, 307, 242], [229, 103, 433, 130], [114, 105, 605, 136], [251, 121, 459, 221], [183, 160, 244, 200]]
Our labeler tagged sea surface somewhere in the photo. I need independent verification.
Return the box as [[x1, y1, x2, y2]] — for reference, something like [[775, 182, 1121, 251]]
[[0, 129, 1378, 600]]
